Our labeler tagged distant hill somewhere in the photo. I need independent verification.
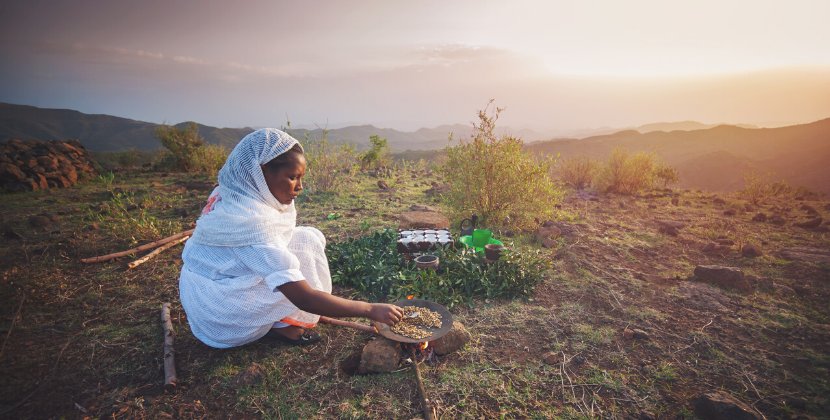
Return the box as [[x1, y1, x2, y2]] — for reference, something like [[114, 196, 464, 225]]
[[526, 119, 830, 193], [0, 103, 546, 152]]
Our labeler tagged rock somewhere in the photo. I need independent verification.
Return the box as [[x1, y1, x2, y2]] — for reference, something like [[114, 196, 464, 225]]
[[536, 225, 562, 246], [671, 197, 679, 206], [542, 351, 559, 365], [358, 338, 401, 374], [712, 197, 726, 205], [714, 238, 734, 246], [751, 213, 767, 222], [377, 180, 389, 190], [232, 363, 266, 387], [741, 243, 762, 258], [723, 208, 737, 216], [693, 265, 752, 292], [425, 183, 450, 196], [800, 204, 818, 215], [702, 242, 731, 255], [794, 217, 822, 229], [769, 214, 786, 226], [779, 247, 830, 264], [431, 321, 471, 355], [623, 327, 650, 340], [692, 391, 760, 420], [409, 204, 438, 212], [27, 215, 51, 229], [3, 225, 23, 240], [656, 220, 685, 236], [398, 211, 450, 229]]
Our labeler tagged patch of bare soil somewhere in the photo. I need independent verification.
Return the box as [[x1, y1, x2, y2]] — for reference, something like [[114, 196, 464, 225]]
[[1, 177, 828, 418], [521, 190, 830, 417]]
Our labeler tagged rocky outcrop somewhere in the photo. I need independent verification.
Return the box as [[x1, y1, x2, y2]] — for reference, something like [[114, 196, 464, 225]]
[[1, 139, 97, 192]]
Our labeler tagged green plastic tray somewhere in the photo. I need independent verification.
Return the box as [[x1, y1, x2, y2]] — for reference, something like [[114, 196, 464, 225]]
[[458, 235, 504, 253]]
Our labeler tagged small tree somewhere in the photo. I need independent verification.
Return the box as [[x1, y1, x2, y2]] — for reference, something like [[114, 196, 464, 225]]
[[155, 122, 205, 171], [654, 164, 679, 188], [360, 135, 390, 170], [441, 102, 562, 230]]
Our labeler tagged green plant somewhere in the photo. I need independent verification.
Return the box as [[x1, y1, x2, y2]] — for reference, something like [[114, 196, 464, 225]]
[[360, 135, 390, 170], [155, 122, 207, 172], [189, 144, 228, 175], [596, 148, 662, 194], [97, 171, 115, 191], [327, 229, 550, 307], [741, 171, 792, 204], [654, 164, 679, 188], [441, 102, 563, 230], [556, 156, 598, 190], [303, 136, 359, 193]]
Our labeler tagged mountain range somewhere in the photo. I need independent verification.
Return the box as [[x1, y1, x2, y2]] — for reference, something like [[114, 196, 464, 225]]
[[0, 103, 546, 152], [2, 102, 828, 193], [527, 118, 830, 194]]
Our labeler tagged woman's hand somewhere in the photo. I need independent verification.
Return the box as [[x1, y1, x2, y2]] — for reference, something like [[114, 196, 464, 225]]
[[368, 303, 404, 326]]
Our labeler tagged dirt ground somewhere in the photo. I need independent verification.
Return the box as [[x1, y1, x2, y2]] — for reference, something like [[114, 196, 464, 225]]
[[1, 171, 828, 418]]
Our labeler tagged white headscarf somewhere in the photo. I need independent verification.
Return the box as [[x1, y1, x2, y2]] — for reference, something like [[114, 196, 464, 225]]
[[190, 128, 304, 247]]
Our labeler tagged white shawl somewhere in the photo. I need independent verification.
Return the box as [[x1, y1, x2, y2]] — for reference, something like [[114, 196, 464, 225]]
[[190, 128, 303, 247]]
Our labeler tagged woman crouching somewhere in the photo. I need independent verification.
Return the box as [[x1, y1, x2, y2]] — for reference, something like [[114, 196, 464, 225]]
[[179, 128, 402, 348]]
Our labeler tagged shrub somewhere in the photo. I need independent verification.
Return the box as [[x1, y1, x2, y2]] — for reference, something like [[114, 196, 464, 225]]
[[327, 229, 550, 308], [303, 137, 359, 193], [189, 144, 228, 174], [441, 102, 562, 230], [556, 156, 598, 189], [360, 135, 391, 170], [596, 148, 661, 194], [741, 171, 792, 204]]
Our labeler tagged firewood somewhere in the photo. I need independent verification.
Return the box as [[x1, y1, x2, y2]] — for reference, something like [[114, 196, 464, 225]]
[[319, 316, 377, 333], [81, 229, 194, 263], [127, 236, 189, 269], [411, 348, 435, 420], [161, 303, 177, 391]]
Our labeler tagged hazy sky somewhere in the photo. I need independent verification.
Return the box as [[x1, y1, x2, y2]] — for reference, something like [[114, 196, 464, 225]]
[[1, 0, 829, 133]]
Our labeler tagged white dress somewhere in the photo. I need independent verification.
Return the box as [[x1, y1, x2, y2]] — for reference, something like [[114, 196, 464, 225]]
[[177, 128, 333, 349], [179, 226, 332, 348]]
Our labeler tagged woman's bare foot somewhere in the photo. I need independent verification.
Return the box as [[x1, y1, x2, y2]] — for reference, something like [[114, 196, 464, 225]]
[[270, 325, 305, 340], [264, 325, 321, 345]]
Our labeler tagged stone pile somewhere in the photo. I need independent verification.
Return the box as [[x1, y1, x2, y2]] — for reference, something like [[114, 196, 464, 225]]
[[1, 139, 97, 192]]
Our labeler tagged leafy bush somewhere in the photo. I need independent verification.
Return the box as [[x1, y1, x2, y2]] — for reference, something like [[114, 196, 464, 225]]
[[441, 102, 562, 230], [556, 157, 598, 190], [155, 122, 227, 173], [597, 148, 670, 194], [189, 144, 228, 174], [360, 135, 391, 170], [327, 229, 550, 308], [303, 138, 359, 193]]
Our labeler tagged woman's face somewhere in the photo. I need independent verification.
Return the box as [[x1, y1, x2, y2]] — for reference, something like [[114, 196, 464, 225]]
[[262, 153, 306, 205]]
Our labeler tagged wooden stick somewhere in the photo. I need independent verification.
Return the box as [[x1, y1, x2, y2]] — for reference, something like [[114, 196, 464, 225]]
[[318, 316, 377, 333], [81, 229, 195, 263], [161, 303, 177, 391], [128, 236, 189, 269], [411, 348, 435, 420]]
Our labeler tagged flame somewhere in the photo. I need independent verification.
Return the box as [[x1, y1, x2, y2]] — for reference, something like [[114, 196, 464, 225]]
[[420, 341, 429, 351], [407, 295, 414, 300]]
